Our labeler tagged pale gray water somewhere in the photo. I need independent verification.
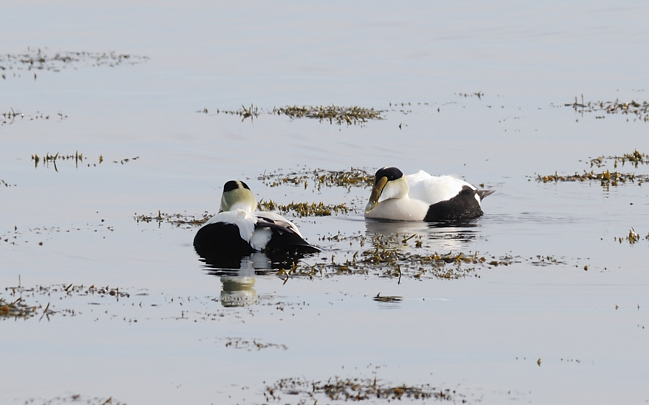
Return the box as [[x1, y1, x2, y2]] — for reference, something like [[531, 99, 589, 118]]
[[2, 1, 649, 404]]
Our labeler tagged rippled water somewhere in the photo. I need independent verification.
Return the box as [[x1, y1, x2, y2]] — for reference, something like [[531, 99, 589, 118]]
[[2, 2, 649, 404]]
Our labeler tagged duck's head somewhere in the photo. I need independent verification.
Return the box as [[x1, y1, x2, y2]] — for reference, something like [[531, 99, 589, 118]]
[[365, 167, 409, 214], [219, 180, 257, 213]]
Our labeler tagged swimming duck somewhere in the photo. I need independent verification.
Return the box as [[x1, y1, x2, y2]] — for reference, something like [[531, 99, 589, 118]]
[[193, 180, 320, 260], [364, 167, 494, 221]]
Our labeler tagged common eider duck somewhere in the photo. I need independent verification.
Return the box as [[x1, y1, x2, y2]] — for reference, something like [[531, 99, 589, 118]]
[[364, 167, 494, 222], [193, 180, 320, 260]]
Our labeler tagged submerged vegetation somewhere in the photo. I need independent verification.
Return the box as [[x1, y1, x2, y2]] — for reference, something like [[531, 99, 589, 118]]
[[567, 96, 649, 122], [259, 167, 374, 190], [263, 376, 458, 403], [199, 104, 384, 125]]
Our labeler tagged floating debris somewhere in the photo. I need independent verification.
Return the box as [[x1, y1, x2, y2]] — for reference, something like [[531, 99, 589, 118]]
[[263, 376, 458, 402], [566, 95, 649, 122], [17, 394, 126, 405], [31, 153, 136, 170], [276, 233, 518, 282], [135, 210, 212, 227], [257, 199, 349, 217], [0, 47, 149, 74], [536, 170, 648, 188], [259, 167, 374, 191], [616, 228, 649, 245], [530, 255, 567, 266], [0, 297, 38, 320], [2, 108, 67, 127], [222, 337, 288, 351], [202, 104, 384, 125], [456, 91, 484, 99], [373, 293, 403, 302], [589, 150, 649, 168]]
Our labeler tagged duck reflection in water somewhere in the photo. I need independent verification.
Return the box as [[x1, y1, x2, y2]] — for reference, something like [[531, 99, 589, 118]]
[[201, 252, 314, 307], [365, 218, 481, 251], [212, 255, 262, 308]]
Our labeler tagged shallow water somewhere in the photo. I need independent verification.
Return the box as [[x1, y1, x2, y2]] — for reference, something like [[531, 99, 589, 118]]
[[2, 2, 649, 404]]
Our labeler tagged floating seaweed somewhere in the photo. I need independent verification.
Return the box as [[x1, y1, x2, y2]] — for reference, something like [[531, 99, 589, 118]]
[[31, 153, 136, 170], [589, 150, 649, 168], [222, 337, 288, 351], [257, 199, 349, 217], [616, 228, 649, 245], [276, 233, 517, 282], [17, 394, 126, 405], [200, 104, 384, 125], [258, 167, 374, 191], [536, 170, 648, 188], [134, 210, 212, 227], [566, 95, 649, 122], [263, 376, 458, 403], [0, 297, 38, 320], [0, 47, 149, 75], [1, 108, 67, 127]]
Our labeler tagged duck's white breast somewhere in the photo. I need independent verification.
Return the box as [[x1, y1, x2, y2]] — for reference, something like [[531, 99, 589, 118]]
[[365, 197, 430, 221]]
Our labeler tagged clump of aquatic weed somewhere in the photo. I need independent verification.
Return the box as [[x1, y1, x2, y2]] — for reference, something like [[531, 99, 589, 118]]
[[1, 108, 67, 127], [199, 104, 384, 125], [259, 167, 374, 191], [0, 47, 149, 77], [276, 233, 517, 282], [589, 150, 649, 169], [566, 95, 649, 122], [263, 376, 459, 403], [535, 150, 649, 188], [31, 153, 138, 170], [258, 199, 349, 217], [18, 394, 126, 405], [536, 170, 646, 188], [220, 337, 288, 351], [616, 228, 649, 245], [0, 297, 38, 320], [134, 210, 213, 227]]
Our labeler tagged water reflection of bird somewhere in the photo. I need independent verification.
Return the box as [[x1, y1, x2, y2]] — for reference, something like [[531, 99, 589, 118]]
[[365, 167, 494, 221], [364, 220, 478, 251], [218, 258, 258, 307], [193, 180, 320, 263]]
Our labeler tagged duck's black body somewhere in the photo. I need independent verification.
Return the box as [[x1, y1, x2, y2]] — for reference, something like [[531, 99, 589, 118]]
[[424, 186, 493, 221], [193, 215, 319, 260]]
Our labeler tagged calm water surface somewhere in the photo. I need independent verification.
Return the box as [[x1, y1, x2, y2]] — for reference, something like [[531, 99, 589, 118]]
[[2, 2, 649, 404]]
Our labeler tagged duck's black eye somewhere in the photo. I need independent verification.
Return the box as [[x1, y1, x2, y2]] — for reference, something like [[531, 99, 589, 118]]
[[240, 181, 251, 190], [223, 180, 239, 192], [375, 167, 403, 183]]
